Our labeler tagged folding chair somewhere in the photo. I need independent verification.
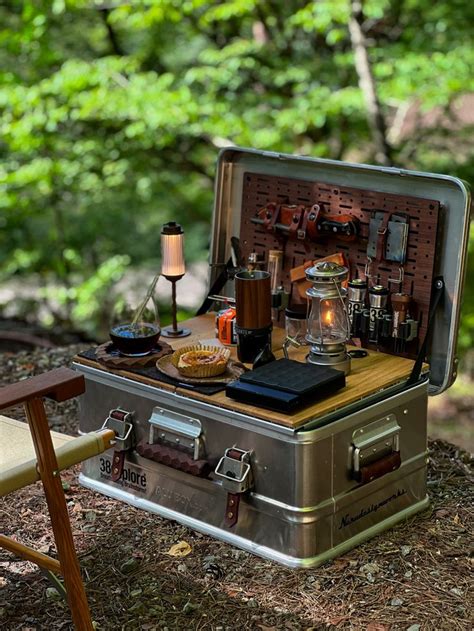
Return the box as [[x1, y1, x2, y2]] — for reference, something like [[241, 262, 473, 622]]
[[0, 367, 115, 631]]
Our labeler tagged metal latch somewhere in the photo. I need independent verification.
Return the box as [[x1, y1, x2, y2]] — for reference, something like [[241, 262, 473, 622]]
[[102, 408, 135, 451], [215, 448, 254, 494], [215, 448, 254, 528], [102, 408, 135, 482], [351, 415, 400, 474]]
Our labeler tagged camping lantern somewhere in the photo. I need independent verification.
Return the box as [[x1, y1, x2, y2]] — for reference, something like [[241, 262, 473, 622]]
[[305, 261, 351, 374]]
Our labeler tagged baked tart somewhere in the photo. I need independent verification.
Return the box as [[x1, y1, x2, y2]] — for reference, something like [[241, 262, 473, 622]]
[[171, 345, 231, 378]]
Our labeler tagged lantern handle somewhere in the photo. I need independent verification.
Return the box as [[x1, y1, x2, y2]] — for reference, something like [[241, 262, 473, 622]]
[[333, 277, 351, 334]]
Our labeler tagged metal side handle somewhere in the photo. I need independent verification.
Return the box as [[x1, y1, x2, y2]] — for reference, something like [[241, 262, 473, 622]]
[[147, 406, 204, 460], [351, 415, 401, 484], [135, 407, 211, 478]]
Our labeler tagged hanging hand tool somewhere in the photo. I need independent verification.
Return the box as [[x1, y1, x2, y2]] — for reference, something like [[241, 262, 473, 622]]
[[365, 211, 409, 282], [391, 293, 411, 353], [251, 203, 359, 242]]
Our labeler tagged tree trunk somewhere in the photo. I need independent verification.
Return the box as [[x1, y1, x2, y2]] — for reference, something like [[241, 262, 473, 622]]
[[349, 0, 393, 166]]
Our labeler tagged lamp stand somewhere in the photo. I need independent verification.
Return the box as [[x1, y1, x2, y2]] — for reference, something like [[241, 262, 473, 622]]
[[161, 276, 191, 338]]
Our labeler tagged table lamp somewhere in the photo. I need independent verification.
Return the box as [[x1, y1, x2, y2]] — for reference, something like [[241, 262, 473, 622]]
[[160, 221, 191, 338]]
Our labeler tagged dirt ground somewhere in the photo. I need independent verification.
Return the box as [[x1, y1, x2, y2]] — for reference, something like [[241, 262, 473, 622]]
[[1, 346, 473, 631]]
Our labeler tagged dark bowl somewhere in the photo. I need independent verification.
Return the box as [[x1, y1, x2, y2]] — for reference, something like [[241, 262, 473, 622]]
[[109, 322, 161, 356]]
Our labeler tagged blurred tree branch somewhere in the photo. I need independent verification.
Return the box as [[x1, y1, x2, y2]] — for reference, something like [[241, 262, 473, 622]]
[[349, 0, 393, 165]]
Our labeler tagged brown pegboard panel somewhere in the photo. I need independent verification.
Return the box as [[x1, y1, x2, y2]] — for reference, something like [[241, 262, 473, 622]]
[[239, 172, 440, 359]]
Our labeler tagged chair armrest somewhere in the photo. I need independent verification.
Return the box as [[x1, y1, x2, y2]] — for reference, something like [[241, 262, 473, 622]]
[[0, 367, 85, 410]]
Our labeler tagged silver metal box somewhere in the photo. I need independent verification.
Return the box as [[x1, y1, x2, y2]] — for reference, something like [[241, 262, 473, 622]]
[[75, 149, 470, 568]]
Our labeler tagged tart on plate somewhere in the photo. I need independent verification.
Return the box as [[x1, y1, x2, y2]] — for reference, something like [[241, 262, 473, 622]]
[[171, 345, 231, 378]]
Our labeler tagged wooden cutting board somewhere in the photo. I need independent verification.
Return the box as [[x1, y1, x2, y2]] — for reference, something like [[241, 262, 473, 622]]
[[74, 314, 422, 430]]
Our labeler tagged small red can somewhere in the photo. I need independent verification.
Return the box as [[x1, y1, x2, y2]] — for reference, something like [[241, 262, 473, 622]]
[[215, 307, 237, 345]]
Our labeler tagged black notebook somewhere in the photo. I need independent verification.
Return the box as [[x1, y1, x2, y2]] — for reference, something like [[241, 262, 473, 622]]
[[226, 359, 345, 413]]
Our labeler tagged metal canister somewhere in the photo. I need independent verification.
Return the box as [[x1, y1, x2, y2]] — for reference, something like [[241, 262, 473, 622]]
[[368, 285, 389, 340], [347, 278, 367, 334]]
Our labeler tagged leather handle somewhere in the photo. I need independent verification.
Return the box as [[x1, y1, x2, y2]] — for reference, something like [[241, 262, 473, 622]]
[[356, 451, 401, 485], [136, 440, 211, 478]]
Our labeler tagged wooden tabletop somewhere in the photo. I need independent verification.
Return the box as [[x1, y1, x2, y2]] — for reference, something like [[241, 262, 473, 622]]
[[74, 314, 420, 430]]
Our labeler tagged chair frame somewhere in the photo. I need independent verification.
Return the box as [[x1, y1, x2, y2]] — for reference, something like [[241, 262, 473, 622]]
[[0, 367, 100, 631]]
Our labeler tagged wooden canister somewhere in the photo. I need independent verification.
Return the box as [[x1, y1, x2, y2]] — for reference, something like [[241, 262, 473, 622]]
[[235, 270, 272, 331]]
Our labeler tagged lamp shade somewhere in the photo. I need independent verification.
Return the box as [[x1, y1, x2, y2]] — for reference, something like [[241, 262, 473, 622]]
[[161, 222, 185, 278]]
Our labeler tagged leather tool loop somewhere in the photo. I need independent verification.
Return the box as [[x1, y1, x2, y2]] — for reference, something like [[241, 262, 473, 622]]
[[280, 204, 304, 240], [259, 202, 279, 232], [375, 212, 392, 262], [305, 204, 321, 241]]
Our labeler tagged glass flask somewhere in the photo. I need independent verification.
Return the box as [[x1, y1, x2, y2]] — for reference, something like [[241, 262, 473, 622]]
[[109, 289, 161, 357]]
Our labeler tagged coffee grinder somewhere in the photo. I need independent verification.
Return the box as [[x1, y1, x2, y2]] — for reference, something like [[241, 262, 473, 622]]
[[234, 270, 272, 364]]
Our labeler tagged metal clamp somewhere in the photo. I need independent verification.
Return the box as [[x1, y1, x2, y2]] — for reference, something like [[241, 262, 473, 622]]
[[102, 408, 135, 482], [102, 408, 134, 451], [215, 448, 254, 528], [215, 448, 254, 494]]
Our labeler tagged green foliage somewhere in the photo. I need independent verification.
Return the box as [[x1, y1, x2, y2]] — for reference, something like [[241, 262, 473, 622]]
[[0, 0, 472, 349]]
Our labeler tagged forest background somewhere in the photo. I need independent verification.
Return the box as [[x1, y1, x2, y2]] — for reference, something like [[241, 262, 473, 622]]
[[0, 0, 473, 360]]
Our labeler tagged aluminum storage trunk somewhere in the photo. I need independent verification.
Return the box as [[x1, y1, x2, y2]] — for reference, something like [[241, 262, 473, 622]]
[[74, 148, 471, 568]]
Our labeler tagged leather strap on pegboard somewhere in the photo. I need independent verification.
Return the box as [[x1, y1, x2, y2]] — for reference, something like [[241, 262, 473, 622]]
[[259, 202, 280, 232], [304, 204, 321, 241], [280, 204, 305, 240], [375, 212, 392, 262]]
